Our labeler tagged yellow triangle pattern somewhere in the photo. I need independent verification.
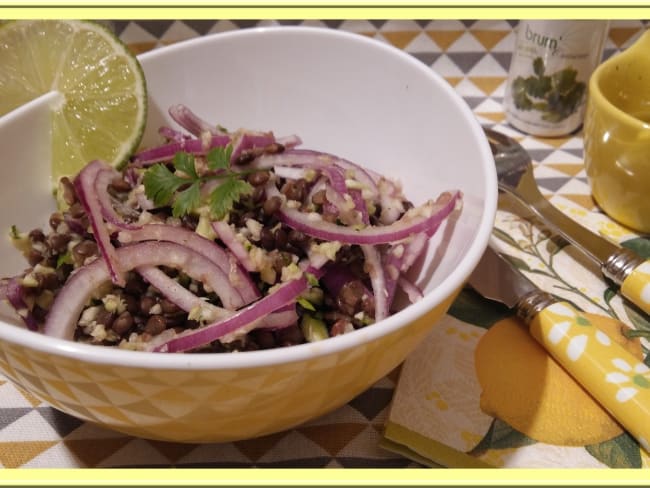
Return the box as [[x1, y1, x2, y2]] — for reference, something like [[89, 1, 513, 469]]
[[560, 194, 598, 210], [468, 76, 506, 96], [444, 76, 463, 88], [0, 441, 58, 468], [546, 163, 585, 177], [470, 30, 509, 51], [477, 112, 507, 123], [608, 27, 642, 48], [533, 135, 573, 148], [426, 30, 464, 51], [381, 30, 420, 50]]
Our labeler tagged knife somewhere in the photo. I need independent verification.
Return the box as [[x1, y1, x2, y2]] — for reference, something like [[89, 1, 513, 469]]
[[468, 245, 650, 453], [484, 126, 650, 316]]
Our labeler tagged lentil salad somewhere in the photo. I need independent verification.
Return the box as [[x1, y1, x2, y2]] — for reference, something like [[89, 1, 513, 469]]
[[0, 105, 461, 354]]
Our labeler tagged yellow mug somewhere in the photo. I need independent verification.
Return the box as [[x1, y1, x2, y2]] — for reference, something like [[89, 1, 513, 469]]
[[583, 29, 650, 233]]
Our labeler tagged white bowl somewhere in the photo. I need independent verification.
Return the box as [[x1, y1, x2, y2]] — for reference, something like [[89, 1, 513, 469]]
[[0, 26, 496, 442]]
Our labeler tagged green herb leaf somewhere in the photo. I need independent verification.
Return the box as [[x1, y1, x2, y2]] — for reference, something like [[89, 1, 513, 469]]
[[173, 152, 198, 179], [297, 297, 316, 311], [209, 177, 253, 220], [173, 181, 201, 218], [143, 164, 186, 206], [305, 272, 320, 287], [206, 145, 233, 171], [142, 144, 258, 220], [56, 251, 73, 268], [9, 224, 21, 240]]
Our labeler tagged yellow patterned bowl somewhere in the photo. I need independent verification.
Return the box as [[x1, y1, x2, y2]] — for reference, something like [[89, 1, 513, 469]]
[[0, 27, 497, 442], [584, 29, 650, 233]]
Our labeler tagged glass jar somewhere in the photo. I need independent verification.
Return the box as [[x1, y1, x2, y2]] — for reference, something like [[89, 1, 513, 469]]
[[503, 20, 610, 137]]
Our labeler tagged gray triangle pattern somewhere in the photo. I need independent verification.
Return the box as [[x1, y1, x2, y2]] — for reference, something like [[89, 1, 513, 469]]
[[36, 408, 84, 438], [537, 177, 574, 193], [0, 408, 33, 430], [446, 52, 485, 73]]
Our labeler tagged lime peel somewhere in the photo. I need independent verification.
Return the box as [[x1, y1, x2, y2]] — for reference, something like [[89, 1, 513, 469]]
[[0, 19, 148, 185]]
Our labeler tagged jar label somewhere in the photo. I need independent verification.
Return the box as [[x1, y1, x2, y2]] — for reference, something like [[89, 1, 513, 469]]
[[504, 20, 609, 136]]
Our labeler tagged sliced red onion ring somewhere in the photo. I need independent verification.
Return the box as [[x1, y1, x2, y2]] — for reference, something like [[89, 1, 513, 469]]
[[383, 232, 428, 310], [275, 134, 302, 148], [131, 134, 231, 166], [95, 168, 140, 230], [254, 305, 298, 330], [117, 224, 259, 305], [350, 189, 370, 225], [211, 220, 258, 273], [361, 244, 388, 322], [397, 276, 423, 304], [230, 130, 277, 165], [159, 125, 193, 143], [5, 277, 39, 331], [267, 182, 461, 245], [153, 275, 309, 353], [136, 266, 231, 322], [43, 241, 246, 340], [272, 165, 311, 181], [256, 149, 379, 198], [169, 104, 227, 137], [138, 266, 296, 332], [74, 160, 125, 286]]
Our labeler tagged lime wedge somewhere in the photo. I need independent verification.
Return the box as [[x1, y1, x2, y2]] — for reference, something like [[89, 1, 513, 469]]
[[0, 20, 147, 184]]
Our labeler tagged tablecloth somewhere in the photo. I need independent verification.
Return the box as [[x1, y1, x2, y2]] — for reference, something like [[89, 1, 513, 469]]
[[0, 18, 648, 469]]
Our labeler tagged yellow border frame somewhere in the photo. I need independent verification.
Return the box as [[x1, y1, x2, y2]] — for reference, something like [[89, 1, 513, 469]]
[[0, 5, 649, 484], [2, 1, 650, 19], [1, 468, 650, 485]]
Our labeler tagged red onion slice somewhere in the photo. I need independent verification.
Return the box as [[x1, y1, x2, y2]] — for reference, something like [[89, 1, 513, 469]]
[[5, 277, 39, 331], [230, 130, 277, 165], [95, 168, 140, 230], [131, 135, 231, 166], [267, 182, 461, 245], [153, 276, 309, 353], [169, 104, 227, 137], [256, 149, 379, 198], [74, 160, 125, 286], [159, 125, 193, 143], [254, 305, 298, 330], [136, 266, 231, 322], [117, 224, 259, 305], [139, 266, 296, 332], [275, 134, 302, 149], [211, 220, 257, 273], [361, 244, 388, 322], [43, 241, 247, 340], [397, 276, 424, 304]]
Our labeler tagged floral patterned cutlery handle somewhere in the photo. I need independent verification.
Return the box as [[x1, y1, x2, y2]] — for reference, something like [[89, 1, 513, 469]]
[[619, 259, 650, 316], [526, 300, 650, 453]]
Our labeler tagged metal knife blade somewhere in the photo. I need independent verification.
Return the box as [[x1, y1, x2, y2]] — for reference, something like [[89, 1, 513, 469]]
[[467, 245, 539, 309]]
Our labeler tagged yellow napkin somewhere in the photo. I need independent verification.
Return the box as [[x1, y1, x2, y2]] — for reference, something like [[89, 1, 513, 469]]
[[382, 195, 650, 468]]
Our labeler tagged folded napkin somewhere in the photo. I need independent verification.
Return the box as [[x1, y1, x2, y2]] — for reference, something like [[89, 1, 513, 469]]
[[382, 193, 650, 468]]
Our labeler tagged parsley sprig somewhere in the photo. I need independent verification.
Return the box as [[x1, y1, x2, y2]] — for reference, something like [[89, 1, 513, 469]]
[[142, 145, 254, 220]]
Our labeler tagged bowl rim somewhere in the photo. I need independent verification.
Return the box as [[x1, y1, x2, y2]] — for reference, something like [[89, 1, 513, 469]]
[[0, 25, 497, 371]]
